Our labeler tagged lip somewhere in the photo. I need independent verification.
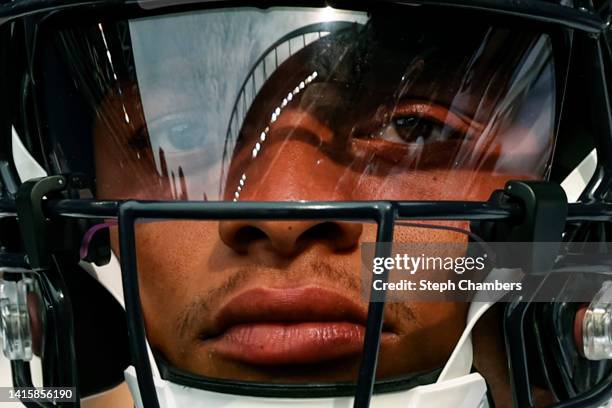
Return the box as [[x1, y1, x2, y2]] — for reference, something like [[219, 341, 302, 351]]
[[201, 286, 399, 365]]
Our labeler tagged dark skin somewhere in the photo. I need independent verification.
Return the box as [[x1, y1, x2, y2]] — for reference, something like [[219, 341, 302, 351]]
[[91, 18, 554, 401]]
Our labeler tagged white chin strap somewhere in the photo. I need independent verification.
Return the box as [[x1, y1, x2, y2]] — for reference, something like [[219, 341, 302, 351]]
[[124, 371, 487, 408], [123, 268, 521, 408]]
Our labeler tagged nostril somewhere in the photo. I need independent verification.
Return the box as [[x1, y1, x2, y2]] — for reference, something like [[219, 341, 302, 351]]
[[232, 226, 267, 250], [301, 222, 344, 241], [219, 220, 362, 256], [300, 222, 361, 252]]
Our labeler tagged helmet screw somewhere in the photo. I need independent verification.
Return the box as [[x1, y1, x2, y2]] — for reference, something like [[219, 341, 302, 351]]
[[581, 281, 612, 360], [0, 277, 34, 361]]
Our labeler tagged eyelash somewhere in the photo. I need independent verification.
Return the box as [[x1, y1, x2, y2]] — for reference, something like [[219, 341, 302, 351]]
[[382, 116, 463, 144], [129, 113, 209, 155], [358, 102, 479, 145]]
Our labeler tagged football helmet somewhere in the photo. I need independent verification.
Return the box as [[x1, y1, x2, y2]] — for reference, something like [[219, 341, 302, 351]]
[[1, 1, 612, 407]]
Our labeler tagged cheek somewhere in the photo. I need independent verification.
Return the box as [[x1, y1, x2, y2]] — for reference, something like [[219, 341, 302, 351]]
[[135, 221, 218, 295], [94, 127, 169, 200], [353, 168, 534, 201], [94, 137, 119, 199], [112, 221, 220, 349]]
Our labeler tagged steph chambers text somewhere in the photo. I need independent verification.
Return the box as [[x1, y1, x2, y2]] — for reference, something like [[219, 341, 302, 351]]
[[372, 279, 522, 293]]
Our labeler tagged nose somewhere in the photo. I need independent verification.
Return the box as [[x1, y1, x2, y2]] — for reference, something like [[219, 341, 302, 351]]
[[219, 219, 363, 256], [218, 127, 362, 256]]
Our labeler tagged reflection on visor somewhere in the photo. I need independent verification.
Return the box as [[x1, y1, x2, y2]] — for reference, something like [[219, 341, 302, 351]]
[[55, 7, 555, 202]]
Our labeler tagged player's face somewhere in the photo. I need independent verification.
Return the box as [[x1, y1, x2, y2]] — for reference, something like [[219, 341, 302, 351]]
[[92, 15, 555, 382]]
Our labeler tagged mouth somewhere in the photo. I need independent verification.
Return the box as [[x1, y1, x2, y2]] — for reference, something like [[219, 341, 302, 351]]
[[200, 286, 399, 366]]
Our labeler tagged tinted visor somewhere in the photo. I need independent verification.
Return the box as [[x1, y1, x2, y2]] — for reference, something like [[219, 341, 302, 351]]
[[39, 6, 556, 203]]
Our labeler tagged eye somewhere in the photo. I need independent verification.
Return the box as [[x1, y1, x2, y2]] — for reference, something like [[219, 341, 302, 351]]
[[143, 112, 211, 154], [377, 115, 465, 145], [156, 119, 206, 151]]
